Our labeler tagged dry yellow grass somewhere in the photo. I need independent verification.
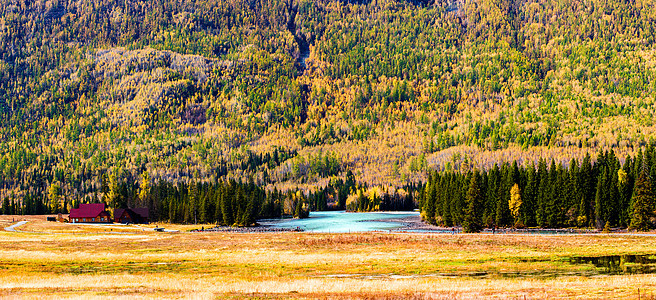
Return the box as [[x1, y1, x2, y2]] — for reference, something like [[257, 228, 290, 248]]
[[1, 216, 656, 299]]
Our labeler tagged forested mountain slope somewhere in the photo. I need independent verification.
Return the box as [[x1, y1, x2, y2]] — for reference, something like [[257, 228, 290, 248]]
[[1, 0, 655, 213]]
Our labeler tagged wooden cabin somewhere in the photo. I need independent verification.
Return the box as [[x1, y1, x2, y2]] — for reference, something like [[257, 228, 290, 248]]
[[114, 208, 150, 224], [69, 203, 111, 223]]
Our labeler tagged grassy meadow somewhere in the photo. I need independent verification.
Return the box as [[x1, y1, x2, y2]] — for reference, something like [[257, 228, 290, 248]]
[[1, 216, 656, 299]]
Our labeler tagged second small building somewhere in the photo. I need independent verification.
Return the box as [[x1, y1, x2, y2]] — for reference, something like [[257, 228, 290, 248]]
[[114, 208, 150, 224]]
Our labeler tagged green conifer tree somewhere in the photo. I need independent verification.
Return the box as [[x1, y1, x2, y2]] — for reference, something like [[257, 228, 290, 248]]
[[522, 165, 537, 226], [222, 185, 234, 226], [618, 160, 634, 227], [442, 176, 453, 226], [630, 167, 655, 231], [495, 166, 512, 227], [422, 181, 436, 224], [485, 165, 500, 227], [464, 172, 483, 233], [1, 197, 9, 215], [214, 184, 224, 224], [536, 158, 548, 227], [579, 153, 594, 226]]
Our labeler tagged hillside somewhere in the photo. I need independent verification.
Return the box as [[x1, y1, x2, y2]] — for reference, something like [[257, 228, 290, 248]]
[[1, 0, 656, 210]]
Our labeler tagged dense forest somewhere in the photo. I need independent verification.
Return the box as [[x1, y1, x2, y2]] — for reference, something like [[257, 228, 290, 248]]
[[0, 165, 415, 223], [1, 0, 656, 225], [419, 147, 656, 231]]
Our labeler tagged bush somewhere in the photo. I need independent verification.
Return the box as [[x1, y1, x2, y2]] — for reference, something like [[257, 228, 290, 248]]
[[513, 220, 526, 229]]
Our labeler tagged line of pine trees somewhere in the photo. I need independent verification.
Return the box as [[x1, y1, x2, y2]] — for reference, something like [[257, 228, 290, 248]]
[[0, 168, 418, 224], [0, 177, 312, 226], [116, 178, 313, 225], [149, 179, 269, 226], [419, 147, 656, 232]]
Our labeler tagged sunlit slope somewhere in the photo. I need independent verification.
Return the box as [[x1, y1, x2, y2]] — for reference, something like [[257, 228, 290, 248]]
[[0, 0, 655, 199]]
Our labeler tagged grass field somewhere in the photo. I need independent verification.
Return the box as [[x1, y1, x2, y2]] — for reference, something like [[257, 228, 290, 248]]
[[1, 215, 656, 299]]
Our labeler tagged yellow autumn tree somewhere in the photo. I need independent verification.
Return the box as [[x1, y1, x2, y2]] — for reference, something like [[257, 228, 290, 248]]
[[48, 182, 62, 214], [138, 171, 151, 206], [509, 183, 522, 224]]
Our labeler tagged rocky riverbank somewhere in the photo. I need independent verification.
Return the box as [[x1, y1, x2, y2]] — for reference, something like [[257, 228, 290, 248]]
[[190, 225, 303, 233]]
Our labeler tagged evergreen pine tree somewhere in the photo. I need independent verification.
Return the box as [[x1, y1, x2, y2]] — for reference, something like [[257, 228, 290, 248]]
[[1, 197, 8, 215], [463, 172, 483, 233], [189, 182, 198, 224], [523, 164, 537, 226], [579, 153, 594, 226], [618, 158, 634, 227], [222, 184, 233, 226], [422, 181, 436, 224], [594, 173, 606, 229], [630, 167, 655, 231], [242, 194, 256, 226], [295, 195, 303, 218], [442, 175, 453, 226], [495, 165, 512, 227], [453, 175, 466, 225], [214, 184, 224, 224], [577, 195, 588, 227], [546, 160, 559, 228], [199, 190, 207, 224], [565, 159, 579, 226], [430, 174, 440, 220], [536, 158, 548, 227], [484, 169, 498, 227], [168, 197, 175, 223]]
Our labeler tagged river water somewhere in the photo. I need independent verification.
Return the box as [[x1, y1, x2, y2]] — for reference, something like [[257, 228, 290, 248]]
[[259, 211, 418, 233], [259, 211, 656, 236]]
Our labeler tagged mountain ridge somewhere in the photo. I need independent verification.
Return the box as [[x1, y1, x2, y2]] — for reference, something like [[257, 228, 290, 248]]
[[0, 0, 655, 204]]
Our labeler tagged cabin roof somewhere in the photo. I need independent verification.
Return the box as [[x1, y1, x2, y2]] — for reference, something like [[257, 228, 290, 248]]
[[69, 203, 106, 218], [115, 208, 149, 219], [131, 207, 149, 218]]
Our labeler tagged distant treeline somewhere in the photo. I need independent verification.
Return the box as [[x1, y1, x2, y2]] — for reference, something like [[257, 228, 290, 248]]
[[419, 147, 656, 232], [1, 178, 307, 226], [0, 168, 417, 225]]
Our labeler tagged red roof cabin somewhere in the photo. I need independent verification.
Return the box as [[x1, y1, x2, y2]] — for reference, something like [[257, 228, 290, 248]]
[[69, 203, 111, 223]]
